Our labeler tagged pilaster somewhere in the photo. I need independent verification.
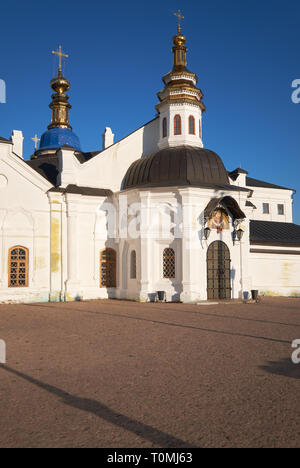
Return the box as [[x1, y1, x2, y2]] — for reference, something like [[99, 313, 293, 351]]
[[65, 195, 80, 300], [48, 195, 63, 302]]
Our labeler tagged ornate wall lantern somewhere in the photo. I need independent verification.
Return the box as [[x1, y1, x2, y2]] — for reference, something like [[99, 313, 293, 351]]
[[236, 228, 244, 241], [204, 227, 211, 240], [233, 227, 244, 242]]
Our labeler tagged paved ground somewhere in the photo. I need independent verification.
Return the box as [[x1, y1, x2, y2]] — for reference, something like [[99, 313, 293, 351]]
[[0, 297, 299, 448]]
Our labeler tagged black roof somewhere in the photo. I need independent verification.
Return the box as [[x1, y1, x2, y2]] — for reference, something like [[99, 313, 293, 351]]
[[27, 155, 59, 185], [123, 146, 249, 192], [0, 136, 12, 143], [74, 151, 101, 163], [26, 154, 112, 196], [246, 176, 294, 191], [228, 168, 248, 181], [49, 185, 112, 197], [246, 200, 257, 209], [204, 196, 246, 220], [250, 220, 300, 245]]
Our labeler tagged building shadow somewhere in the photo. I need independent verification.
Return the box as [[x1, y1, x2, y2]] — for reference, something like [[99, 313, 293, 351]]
[[0, 365, 197, 448], [259, 358, 300, 380]]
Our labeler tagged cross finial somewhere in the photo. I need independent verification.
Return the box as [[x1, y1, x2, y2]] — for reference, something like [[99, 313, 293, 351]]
[[52, 45, 69, 74], [174, 9, 184, 33], [31, 134, 40, 152]]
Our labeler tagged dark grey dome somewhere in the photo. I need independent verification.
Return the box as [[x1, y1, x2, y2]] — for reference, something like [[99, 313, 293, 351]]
[[122, 146, 230, 190]]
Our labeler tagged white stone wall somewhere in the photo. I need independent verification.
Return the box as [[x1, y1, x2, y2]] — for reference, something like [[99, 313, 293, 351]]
[[229, 173, 294, 223], [1, 113, 299, 304], [49, 192, 119, 302], [249, 248, 300, 296], [0, 142, 52, 303], [72, 118, 159, 192], [115, 187, 252, 302], [247, 186, 294, 223]]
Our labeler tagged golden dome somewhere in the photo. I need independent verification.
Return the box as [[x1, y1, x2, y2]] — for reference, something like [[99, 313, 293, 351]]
[[173, 33, 186, 47], [50, 75, 70, 95]]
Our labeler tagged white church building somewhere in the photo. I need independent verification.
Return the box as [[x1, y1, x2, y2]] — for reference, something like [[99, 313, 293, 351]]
[[1, 24, 300, 304]]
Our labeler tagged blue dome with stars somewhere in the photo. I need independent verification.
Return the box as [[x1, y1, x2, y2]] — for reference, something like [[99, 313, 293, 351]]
[[39, 127, 82, 152]]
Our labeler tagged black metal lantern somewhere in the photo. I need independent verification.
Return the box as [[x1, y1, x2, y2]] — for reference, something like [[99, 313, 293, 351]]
[[204, 227, 211, 240], [236, 228, 244, 241]]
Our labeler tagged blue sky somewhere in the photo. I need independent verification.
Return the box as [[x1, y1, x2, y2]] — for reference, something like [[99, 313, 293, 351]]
[[0, 0, 300, 223]]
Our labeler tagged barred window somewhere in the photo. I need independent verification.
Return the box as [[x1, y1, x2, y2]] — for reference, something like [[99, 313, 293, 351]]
[[8, 246, 28, 287], [100, 248, 116, 288], [162, 118, 167, 138], [130, 250, 137, 279], [174, 115, 182, 135], [163, 248, 176, 278], [188, 115, 195, 135]]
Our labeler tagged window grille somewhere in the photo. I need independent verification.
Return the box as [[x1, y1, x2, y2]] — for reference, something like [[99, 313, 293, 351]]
[[163, 248, 175, 278], [100, 248, 116, 288], [8, 246, 28, 287]]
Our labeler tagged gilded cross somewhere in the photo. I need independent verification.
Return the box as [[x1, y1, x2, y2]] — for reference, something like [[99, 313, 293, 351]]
[[31, 134, 40, 151], [174, 9, 184, 33], [52, 45, 69, 73]]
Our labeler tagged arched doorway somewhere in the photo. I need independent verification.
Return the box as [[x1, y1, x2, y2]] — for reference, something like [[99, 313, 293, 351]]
[[207, 241, 231, 300]]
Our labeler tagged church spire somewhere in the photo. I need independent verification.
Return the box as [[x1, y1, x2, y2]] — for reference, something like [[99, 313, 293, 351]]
[[172, 10, 187, 71], [37, 45, 81, 154], [48, 45, 72, 130], [156, 13, 206, 150]]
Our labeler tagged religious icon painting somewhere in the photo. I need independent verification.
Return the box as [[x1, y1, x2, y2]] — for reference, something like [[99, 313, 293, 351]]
[[207, 208, 229, 233]]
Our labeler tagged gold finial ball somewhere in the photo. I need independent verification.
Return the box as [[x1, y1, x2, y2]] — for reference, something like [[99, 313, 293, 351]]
[[173, 33, 186, 47], [50, 75, 70, 94]]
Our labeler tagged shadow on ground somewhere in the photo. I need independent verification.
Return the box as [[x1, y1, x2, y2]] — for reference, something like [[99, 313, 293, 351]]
[[24, 303, 292, 345], [0, 364, 197, 448], [259, 358, 300, 380]]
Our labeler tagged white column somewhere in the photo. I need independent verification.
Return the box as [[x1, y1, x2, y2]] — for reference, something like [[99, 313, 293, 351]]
[[65, 196, 80, 300], [238, 214, 252, 299], [48, 194, 63, 302], [139, 192, 152, 301], [179, 189, 201, 303]]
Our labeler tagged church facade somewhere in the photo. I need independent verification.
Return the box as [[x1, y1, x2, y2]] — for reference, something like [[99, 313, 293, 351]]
[[1, 25, 300, 304]]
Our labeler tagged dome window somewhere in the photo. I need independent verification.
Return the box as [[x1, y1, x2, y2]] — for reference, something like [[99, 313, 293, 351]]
[[189, 115, 195, 135], [174, 115, 182, 135], [162, 118, 167, 138]]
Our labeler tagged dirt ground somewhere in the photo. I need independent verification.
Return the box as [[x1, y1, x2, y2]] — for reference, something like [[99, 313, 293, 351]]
[[0, 297, 299, 448]]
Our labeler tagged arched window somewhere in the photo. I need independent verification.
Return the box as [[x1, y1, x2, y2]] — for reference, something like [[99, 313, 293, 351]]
[[162, 118, 167, 138], [163, 248, 176, 278], [8, 246, 28, 287], [174, 115, 182, 135], [100, 248, 116, 288], [199, 119, 202, 138], [130, 250, 137, 279], [188, 115, 195, 135]]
